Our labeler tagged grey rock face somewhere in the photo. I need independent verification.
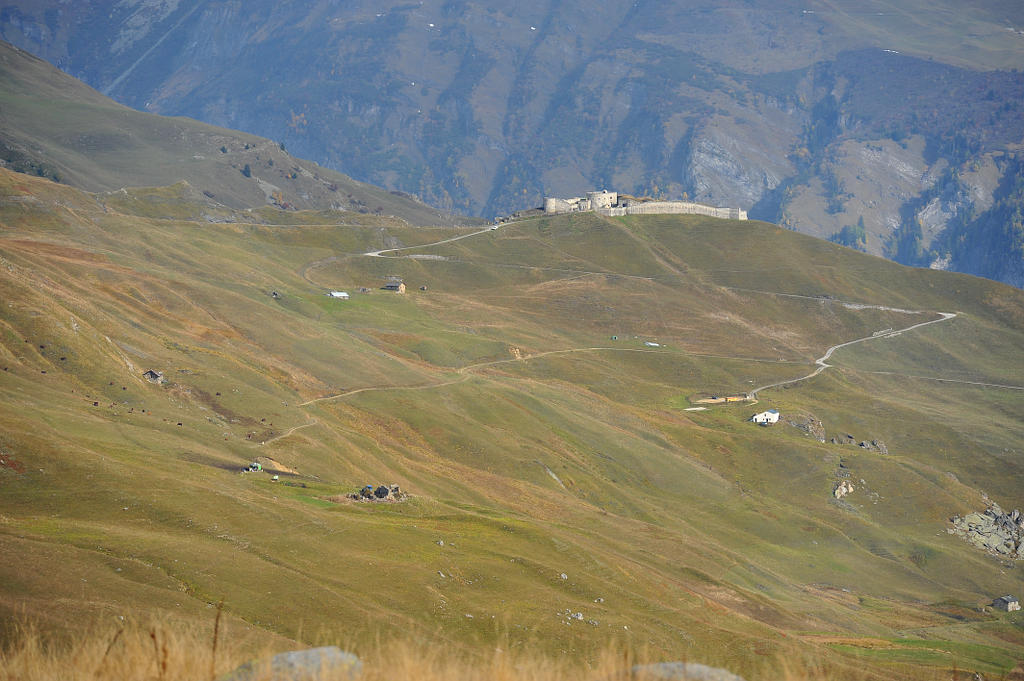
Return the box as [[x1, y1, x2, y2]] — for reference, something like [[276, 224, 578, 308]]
[[627, 662, 748, 681], [951, 504, 1024, 558], [687, 125, 795, 208], [219, 646, 361, 681], [599, 662, 747, 681]]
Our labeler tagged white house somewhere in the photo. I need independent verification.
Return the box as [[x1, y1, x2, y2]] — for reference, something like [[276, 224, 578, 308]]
[[751, 409, 780, 425], [328, 291, 350, 299]]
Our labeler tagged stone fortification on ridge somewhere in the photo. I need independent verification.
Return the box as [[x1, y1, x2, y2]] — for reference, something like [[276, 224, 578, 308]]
[[543, 190, 747, 221]]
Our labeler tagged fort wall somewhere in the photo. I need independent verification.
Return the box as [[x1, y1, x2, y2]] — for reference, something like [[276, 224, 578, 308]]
[[544, 197, 576, 213], [543, 191, 746, 221], [605, 201, 747, 220]]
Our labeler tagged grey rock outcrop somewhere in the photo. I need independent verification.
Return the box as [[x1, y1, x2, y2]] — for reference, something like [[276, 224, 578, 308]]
[[834, 480, 854, 499], [784, 412, 826, 441], [219, 646, 361, 681], [829, 435, 887, 453], [612, 662, 748, 681], [687, 128, 793, 210], [950, 504, 1024, 559]]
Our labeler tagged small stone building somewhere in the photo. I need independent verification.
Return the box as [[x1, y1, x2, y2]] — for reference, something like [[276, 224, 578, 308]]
[[994, 595, 1021, 611]]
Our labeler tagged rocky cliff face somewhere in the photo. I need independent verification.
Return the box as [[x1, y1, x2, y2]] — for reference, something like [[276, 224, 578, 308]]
[[951, 504, 1024, 559], [2, 1, 1024, 284]]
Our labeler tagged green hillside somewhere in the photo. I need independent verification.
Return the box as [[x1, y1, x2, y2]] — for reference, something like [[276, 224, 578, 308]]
[[1, 168, 1023, 679], [0, 41, 468, 226]]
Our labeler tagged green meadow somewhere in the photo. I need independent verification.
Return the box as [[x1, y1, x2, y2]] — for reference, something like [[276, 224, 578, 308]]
[[1, 169, 1023, 679]]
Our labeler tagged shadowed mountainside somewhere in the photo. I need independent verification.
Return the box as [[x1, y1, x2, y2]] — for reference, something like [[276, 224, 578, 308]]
[[0, 41, 471, 227]]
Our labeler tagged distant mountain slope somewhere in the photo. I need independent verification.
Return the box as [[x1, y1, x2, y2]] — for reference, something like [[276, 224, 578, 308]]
[[1, 2, 1023, 284], [0, 41, 469, 226], [950, 156, 1024, 287]]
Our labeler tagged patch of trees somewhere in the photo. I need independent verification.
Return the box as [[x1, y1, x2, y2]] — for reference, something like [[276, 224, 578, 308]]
[[835, 50, 1024, 156], [822, 169, 850, 214], [830, 217, 867, 252], [947, 155, 1024, 287]]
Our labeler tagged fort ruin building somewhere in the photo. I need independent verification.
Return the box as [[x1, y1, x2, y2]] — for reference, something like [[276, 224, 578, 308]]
[[543, 190, 747, 221]]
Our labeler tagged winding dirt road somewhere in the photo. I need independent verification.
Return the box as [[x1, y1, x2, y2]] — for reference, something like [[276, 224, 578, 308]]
[[296, 344, 817, 408], [255, 419, 319, 446], [364, 225, 499, 257], [748, 312, 957, 397], [287, 218, 988, 432]]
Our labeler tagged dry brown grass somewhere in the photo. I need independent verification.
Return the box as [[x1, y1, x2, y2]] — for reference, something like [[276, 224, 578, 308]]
[[11, 601, 983, 681], [361, 639, 627, 681], [0, 618, 904, 681], [0, 618, 800, 681], [0, 621, 235, 681], [0, 623, 612, 681]]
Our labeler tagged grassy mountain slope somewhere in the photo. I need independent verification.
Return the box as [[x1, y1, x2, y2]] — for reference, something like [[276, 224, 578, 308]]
[[2, 168, 1023, 679], [0, 41, 466, 226]]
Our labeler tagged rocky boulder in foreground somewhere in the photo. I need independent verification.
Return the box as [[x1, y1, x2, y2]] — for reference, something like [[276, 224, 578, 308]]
[[219, 646, 361, 681]]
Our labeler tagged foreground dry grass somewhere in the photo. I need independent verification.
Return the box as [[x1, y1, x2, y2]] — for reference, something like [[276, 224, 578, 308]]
[[0, 619, 847, 681]]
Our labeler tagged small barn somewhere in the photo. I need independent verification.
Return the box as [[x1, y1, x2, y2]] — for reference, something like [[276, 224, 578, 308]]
[[327, 291, 349, 299], [994, 595, 1021, 612], [382, 282, 406, 293], [751, 409, 780, 425]]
